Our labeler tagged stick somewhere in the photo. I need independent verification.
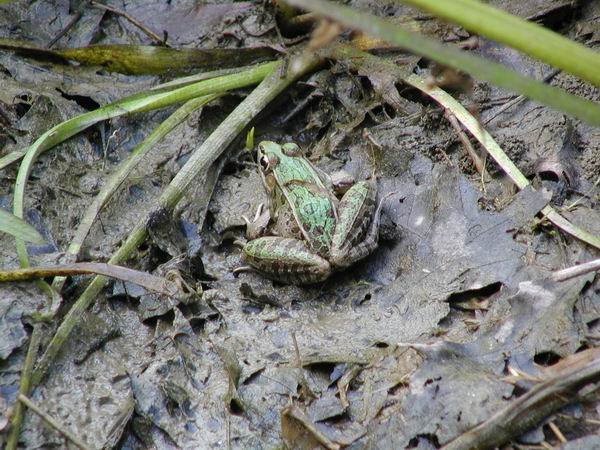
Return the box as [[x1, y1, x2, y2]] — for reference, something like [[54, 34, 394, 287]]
[[442, 348, 600, 450], [17, 394, 92, 450]]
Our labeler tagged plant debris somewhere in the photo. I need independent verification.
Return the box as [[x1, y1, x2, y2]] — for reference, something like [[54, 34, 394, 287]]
[[1, 1, 599, 449]]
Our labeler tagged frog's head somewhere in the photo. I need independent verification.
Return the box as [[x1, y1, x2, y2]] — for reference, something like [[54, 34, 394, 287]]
[[257, 141, 302, 175]]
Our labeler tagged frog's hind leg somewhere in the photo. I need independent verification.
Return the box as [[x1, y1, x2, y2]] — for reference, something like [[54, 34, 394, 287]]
[[330, 188, 394, 269], [330, 180, 377, 267], [242, 236, 331, 284]]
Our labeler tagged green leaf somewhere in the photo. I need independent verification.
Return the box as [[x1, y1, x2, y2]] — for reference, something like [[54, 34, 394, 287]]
[[246, 127, 256, 152], [0, 210, 45, 244], [399, 0, 600, 88], [285, 0, 600, 125]]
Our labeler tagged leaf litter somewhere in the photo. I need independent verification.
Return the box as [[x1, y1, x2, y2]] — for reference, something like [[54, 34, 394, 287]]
[[1, 0, 600, 449]]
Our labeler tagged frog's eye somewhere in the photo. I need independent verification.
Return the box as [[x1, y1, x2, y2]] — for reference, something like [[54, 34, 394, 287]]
[[259, 154, 278, 173], [259, 155, 270, 171], [282, 143, 301, 156]]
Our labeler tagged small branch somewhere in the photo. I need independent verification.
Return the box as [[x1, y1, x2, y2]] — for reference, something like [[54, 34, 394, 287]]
[[444, 110, 485, 174], [549, 258, 600, 282], [442, 348, 600, 450], [17, 394, 92, 450], [90, 1, 167, 46]]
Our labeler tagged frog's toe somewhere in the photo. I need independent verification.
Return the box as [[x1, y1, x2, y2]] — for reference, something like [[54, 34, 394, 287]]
[[243, 204, 271, 240]]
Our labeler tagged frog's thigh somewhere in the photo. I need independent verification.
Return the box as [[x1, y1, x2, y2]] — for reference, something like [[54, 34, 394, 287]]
[[242, 236, 330, 284], [332, 180, 377, 254]]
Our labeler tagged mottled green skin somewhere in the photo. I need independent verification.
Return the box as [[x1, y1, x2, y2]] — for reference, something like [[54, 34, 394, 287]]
[[243, 237, 330, 284], [330, 179, 377, 267], [242, 141, 383, 284], [259, 141, 337, 257]]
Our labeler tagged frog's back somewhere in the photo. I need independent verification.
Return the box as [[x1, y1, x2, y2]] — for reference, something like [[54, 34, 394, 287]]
[[272, 151, 336, 258], [286, 183, 335, 258]]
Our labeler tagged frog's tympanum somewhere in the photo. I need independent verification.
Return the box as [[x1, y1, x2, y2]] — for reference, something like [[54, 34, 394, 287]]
[[241, 141, 389, 284]]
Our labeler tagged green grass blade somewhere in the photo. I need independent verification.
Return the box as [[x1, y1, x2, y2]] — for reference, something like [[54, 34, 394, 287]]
[[399, 0, 600, 88], [284, 0, 600, 125], [0, 209, 45, 244], [12, 61, 277, 268]]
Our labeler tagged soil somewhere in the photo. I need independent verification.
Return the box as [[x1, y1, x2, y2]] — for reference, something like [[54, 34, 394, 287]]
[[1, 0, 599, 449]]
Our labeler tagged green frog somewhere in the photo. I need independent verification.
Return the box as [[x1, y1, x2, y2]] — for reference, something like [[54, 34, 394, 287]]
[[240, 141, 390, 284]]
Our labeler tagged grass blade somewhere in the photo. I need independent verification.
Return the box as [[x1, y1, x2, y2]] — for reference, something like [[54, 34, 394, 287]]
[[11, 61, 278, 269], [399, 0, 600, 88], [0, 209, 45, 244], [285, 0, 600, 125]]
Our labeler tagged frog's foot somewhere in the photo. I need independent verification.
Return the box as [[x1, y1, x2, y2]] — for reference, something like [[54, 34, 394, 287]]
[[242, 203, 271, 240], [242, 236, 331, 285], [330, 191, 395, 269]]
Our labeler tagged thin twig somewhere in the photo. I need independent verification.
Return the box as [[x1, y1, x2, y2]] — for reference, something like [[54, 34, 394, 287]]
[[18, 394, 92, 450], [547, 421, 567, 444], [90, 1, 167, 46], [30, 53, 321, 387], [442, 348, 600, 450], [550, 258, 600, 282], [445, 109, 484, 174]]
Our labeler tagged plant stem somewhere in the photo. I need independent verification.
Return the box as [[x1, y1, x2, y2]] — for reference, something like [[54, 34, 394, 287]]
[[31, 52, 321, 386], [399, 0, 600, 88], [284, 0, 600, 125]]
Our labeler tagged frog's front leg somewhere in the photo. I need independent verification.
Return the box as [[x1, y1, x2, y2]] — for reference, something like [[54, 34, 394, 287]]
[[242, 236, 331, 284], [242, 203, 271, 240], [330, 180, 390, 269]]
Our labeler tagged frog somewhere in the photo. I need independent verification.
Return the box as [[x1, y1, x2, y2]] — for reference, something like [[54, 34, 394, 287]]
[[240, 141, 391, 285]]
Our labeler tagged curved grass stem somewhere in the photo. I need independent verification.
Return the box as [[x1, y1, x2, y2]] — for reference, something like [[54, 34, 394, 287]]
[[12, 61, 278, 271], [31, 52, 320, 387], [285, 0, 600, 125]]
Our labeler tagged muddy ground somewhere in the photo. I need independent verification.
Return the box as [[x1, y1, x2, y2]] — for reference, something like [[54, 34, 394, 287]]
[[1, 0, 600, 449]]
